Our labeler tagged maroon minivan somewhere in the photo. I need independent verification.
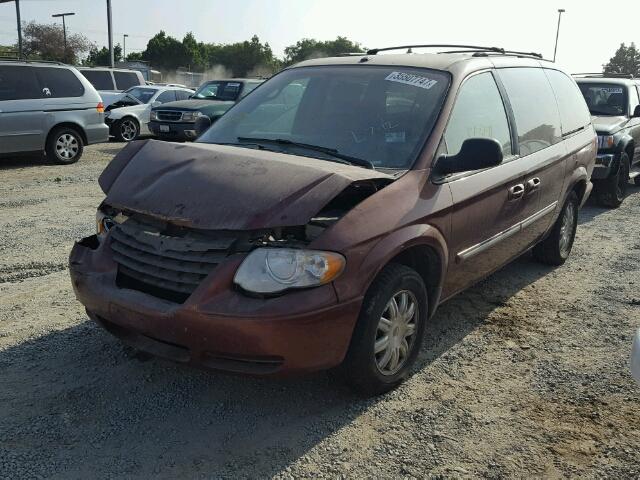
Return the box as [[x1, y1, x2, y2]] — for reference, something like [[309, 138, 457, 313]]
[[70, 45, 596, 394]]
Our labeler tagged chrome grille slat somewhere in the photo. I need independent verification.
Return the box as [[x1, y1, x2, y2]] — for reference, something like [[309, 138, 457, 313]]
[[111, 241, 214, 275], [155, 110, 183, 122], [110, 220, 232, 302], [111, 228, 227, 264]]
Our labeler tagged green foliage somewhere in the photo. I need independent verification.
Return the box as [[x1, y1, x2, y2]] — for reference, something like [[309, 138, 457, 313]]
[[603, 43, 640, 77], [21, 21, 93, 63], [84, 44, 122, 66], [284, 36, 365, 66], [85, 33, 363, 77], [0, 44, 18, 58]]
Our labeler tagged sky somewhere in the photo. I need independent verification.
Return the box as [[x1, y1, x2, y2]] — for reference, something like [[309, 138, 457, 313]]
[[0, 0, 636, 73]]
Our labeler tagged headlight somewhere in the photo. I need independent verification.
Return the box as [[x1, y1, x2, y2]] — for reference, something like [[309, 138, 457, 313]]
[[234, 248, 346, 294], [182, 111, 203, 122], [150, 110, 158, 121], [598, 135, 615, 149], [95, 210, 115, 240]]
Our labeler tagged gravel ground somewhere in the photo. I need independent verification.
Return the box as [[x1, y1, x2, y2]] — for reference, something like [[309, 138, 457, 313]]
[[0, 144, 639, 479]]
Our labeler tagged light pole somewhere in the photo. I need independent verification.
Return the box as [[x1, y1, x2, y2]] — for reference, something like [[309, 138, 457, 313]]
[[52, 12, 75, 62], [123, 34, 128, 61], [0, 0, 22, 59], [553, 8, 565, 63], [106, 0, 114, 67]]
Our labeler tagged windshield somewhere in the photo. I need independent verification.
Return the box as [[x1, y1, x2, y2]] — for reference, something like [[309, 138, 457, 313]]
[[197, 66, 450, 169], [193, 81, 243, 101], [124, 87, 157, 104], [578, 83, 628, 116]]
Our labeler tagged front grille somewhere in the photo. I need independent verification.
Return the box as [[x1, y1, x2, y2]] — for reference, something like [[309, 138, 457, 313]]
[[110, 219, 236, 303], [155, 110, 183, 122]]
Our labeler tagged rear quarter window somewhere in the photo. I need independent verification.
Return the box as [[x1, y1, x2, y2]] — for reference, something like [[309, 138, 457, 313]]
[[80, 70, 114, 90], [498, 68, 562, 156], [544, 69, 591, 135], [114, 71, 141, 90], [36, 67, 85, 98], [0, 65, 40, 100]]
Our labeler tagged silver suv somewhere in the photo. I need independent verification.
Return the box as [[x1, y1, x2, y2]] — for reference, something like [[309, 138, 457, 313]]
[[0, 60, 109, 164]]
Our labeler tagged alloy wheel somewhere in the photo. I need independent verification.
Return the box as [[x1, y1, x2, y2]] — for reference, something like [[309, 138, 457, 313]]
[[120, 120, 138, 141], [559, 201, 576, 257], [374, 290, 418, 376], [55, 133, 79, 160]]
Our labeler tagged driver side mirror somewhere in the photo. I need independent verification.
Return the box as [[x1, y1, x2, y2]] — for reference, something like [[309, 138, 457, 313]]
[[434, 138, 504, 175], [151, 101, 161, 108], [194, 115, 212, 138], [633, 105, 640, 118]]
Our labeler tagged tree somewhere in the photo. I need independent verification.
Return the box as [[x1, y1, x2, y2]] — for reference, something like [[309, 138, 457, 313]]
[[284, 36, 364, 65], [21, 21, 92, 63], [84, 44, 122, 66], [141, 31, 188, 70], [603, 43, 640, 77]]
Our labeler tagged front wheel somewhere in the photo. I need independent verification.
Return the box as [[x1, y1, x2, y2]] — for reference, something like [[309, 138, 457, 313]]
[[114, 117, 140, 142], [533, 191, 579, 266], [341, 263, 428, 396], [597, 153, 629, 208]]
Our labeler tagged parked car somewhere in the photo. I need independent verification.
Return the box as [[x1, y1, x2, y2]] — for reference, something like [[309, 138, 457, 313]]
[[0, 59, 109, 164], [148, 78, 263, 141], [77, 67, 145, 92], [69, 46, 596, 394], [574, 74, 640, 207], [104, 85, 194, 142]]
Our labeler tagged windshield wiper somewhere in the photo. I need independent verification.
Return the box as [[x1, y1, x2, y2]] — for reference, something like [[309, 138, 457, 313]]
[[236, 137, 374, 169], [590, 109, 618, 116]]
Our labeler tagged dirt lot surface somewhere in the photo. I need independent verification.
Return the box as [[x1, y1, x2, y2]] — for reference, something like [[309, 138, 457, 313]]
[[1, 144, 639, 479]]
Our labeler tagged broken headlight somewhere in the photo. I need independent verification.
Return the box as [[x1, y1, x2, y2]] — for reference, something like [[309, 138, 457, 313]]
[[95, 210, 115, 241], [234, 248, 345, 294]]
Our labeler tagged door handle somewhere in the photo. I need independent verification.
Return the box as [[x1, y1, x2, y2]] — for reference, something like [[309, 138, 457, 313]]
[[526, 177, 541, 192], [508, 183, 525, 199]]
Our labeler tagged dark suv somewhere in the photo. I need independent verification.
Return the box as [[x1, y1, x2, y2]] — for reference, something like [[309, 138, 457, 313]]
[[70, 45, 596, 395], [575, 74, 640, 207], [148, 78, 263, 141]]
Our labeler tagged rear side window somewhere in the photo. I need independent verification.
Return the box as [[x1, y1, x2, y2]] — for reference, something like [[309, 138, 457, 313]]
[[240, 82, 260, 98], [545, 70, 591, 135], [498, 68, 562, 156], [444, 72, 512, 158], [156, 90, 177, 103], [176, 90, 191, 101], [114, 71, 141, 90], [36, 67, 84, 98], [0, 65, 40, 100], [81, 70, 114, 90]]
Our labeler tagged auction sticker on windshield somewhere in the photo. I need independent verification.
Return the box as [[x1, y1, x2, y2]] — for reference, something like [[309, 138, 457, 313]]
[[386, 72, 439, 90]]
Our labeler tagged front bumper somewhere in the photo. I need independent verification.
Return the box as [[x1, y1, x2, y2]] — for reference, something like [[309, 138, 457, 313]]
[[148, 120, 197, 141], [69, 235, 362, 375], [591, 153, 616, 180]]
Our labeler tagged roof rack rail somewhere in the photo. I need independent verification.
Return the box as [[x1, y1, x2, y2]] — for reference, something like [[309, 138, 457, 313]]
[[366, 44, 505, 55], [336, 52, 368, 57], [0, 57, 66, 65], [573, 72, 634, 79]]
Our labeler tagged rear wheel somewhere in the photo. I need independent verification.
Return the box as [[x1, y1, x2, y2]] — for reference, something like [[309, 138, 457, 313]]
[[45, 126, 84, 165], [341, 263, 428, 396], [533, 191, 579, 266], [597, 153, 629, 208], [114, 117, 139, 142]]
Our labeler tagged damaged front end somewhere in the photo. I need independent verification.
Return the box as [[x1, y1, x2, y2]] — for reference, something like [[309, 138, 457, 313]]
[[86, 139, 394, 304]]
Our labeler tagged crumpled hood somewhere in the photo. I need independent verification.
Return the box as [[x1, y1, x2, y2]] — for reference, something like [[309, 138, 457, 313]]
[[153, 99, 235, 111], [591, 115, 628, 135], [99, 139, 392, 230]]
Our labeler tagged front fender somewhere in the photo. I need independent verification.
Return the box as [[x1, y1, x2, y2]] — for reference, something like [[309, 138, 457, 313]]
[[332, 223, 448, 309]]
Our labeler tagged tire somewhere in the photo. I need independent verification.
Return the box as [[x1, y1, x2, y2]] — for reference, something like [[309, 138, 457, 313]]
[[45, 126, 84, 165], [597, 153, 629, 208], [114, 117, 139, 142], [341, 263, 428, 396], [533, 191, 579, 266]]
